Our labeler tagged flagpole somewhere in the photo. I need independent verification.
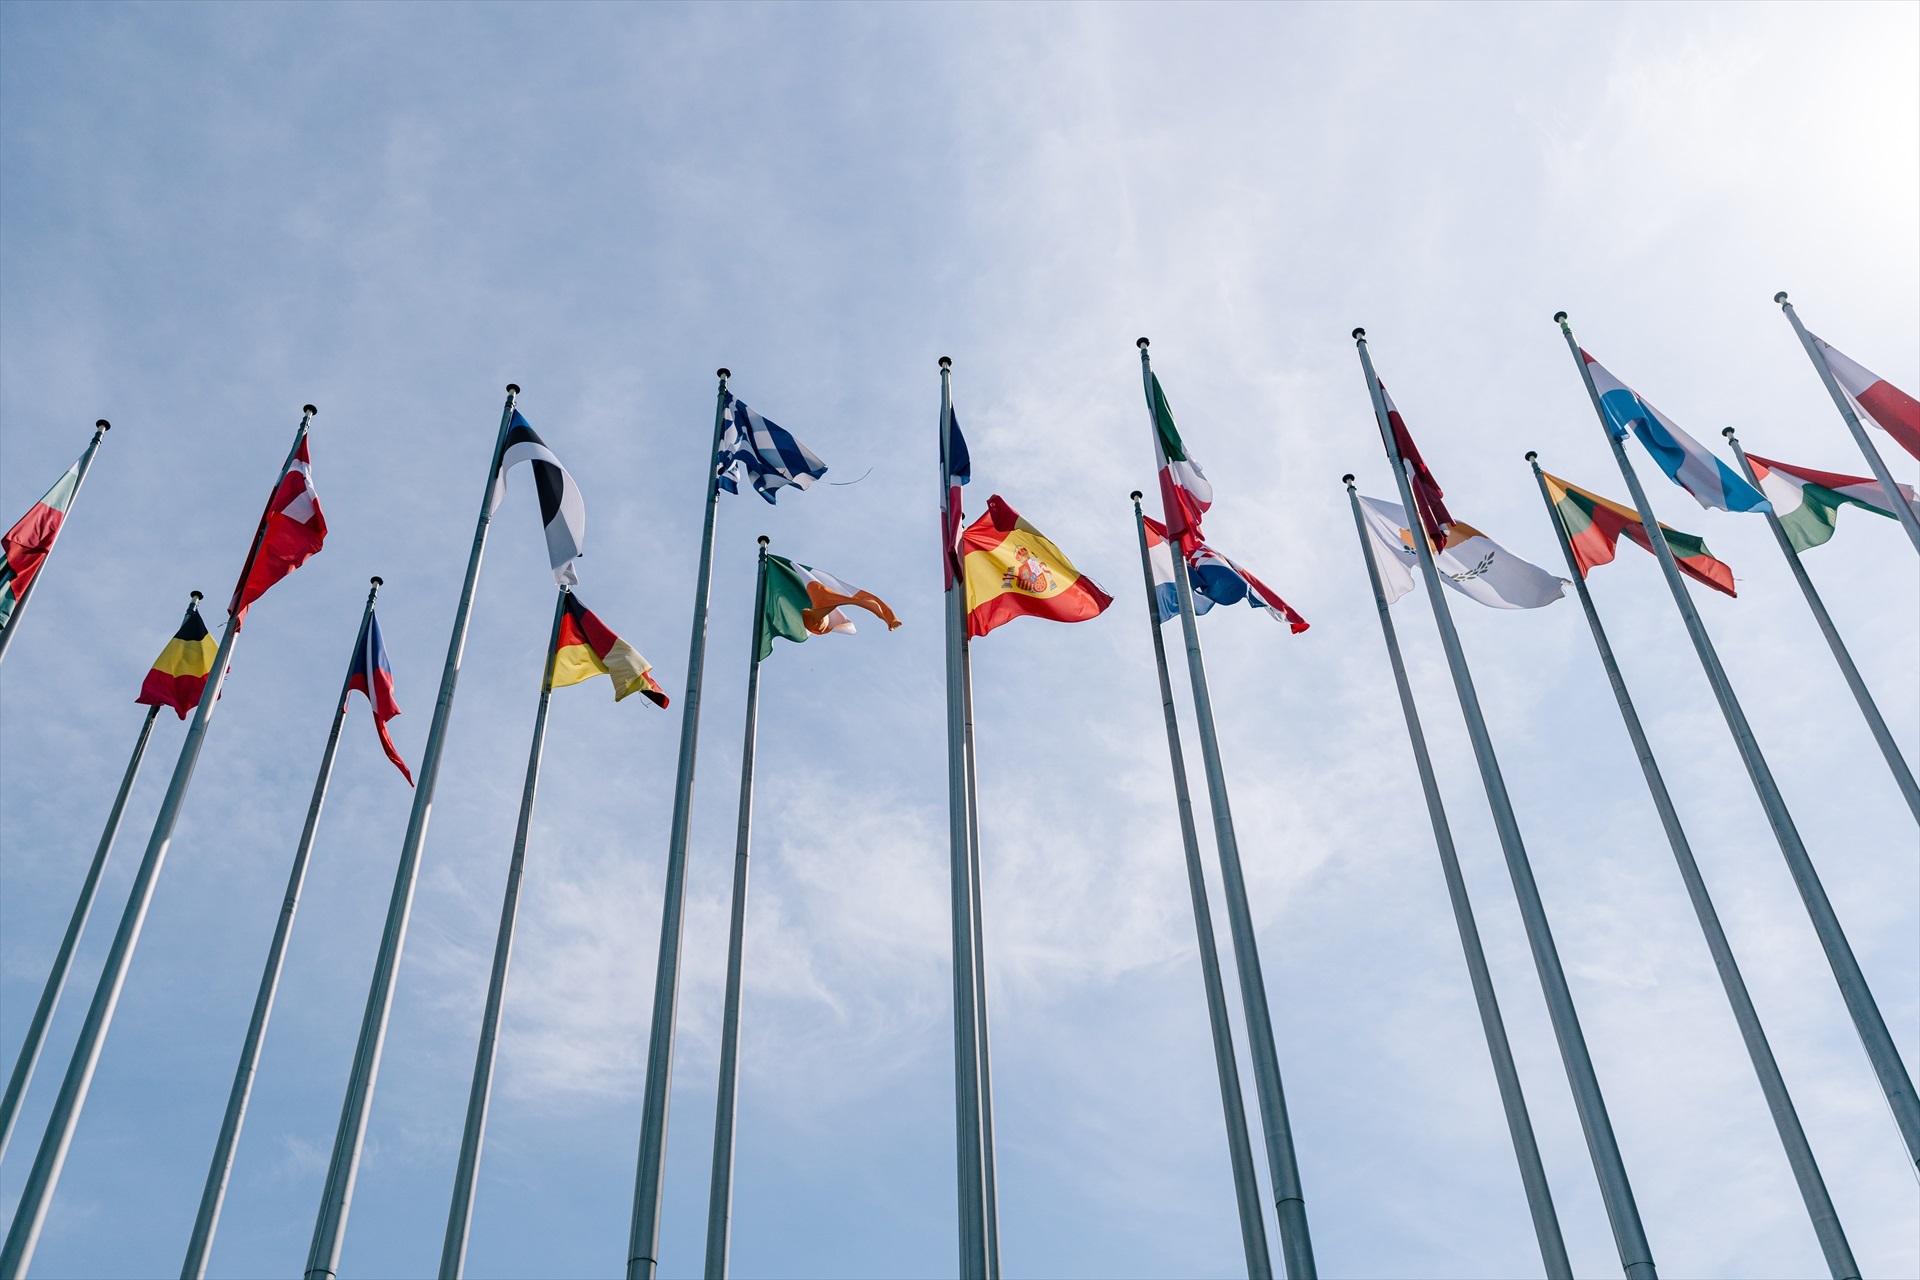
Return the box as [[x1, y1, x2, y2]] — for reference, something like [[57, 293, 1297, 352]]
[[1130, 493, 1273, 1280], [703, 537, 770, 1280], [183, 578, 384, 1280], [3, 407, 315, 1279], [439, 584, 569, 1279], [1526, 454, 1858, 1278], [1721, 429, 1919, 824], [0, 418, 109, 667], [1556, 312, 1920, 1175], [938, 356, 990, 1279], [958, 636, 1001, 1279], [627, 369, 735, 1280], [1774, 292, 1920, 554], [306, 387, 519, 1280], [1136, 339, 1316, 1280], [1340, 479, 1570, 1280], [1354, 330, 1657, 1280]]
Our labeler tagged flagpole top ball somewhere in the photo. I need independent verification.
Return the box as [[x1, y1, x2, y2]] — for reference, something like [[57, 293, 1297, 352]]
[[1722, 427, 1737, 439], [190, 591, 204, 602], [1553, 311, 1569, 325], [1130, 490, 1143, 501], [1774, 291, 1789, 304], [1341, 473, 1355, 485], [757, 535, 770, 547], [939, 356, 951, 370], [303, 404, 317, 418], [1136, 337, 1149, 349], [1350, 328, 1365, 341], [370, 576, 384, 587], [1524, 451, 1538, 462], [95, 419, 110, 432], [716, 368, 730, 381]]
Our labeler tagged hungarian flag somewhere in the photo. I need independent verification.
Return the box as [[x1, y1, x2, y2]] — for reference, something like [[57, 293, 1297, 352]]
[[1811, 334, 1920, 461], [138, 604, 220, 718], [552, 593, 667, 706], [346, 609, 412, 784], [1148, 373, 1212, 552], [231, 434, 327, 624], [1142, 517, 1308, 631], [1376, 380, 1454, 549], [760, 554, 901, 660], [960, 495, 1112, 637], [1579, 350, 1768, 514], [0, 453, 85, 632], [1745, 453, 1918, 553], [1540, 472, 1736, 597], [1358, 496, 1566, 610]]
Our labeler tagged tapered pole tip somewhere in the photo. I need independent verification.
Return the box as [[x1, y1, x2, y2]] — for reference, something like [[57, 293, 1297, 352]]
[[190, 591, 204, 602], [1722, 427, 1736, 439], [757, 535, 770, 547], [95, 418, 111, 432], [1524, 451, 1538, 462], [1129, 489, 1143, 501], [716, 368, 730, 381], [938, 356, 952, 370], [1773, 291, 1789, 305], [1341, 473, 1355, 486], [1350, 327, 1365, 341], [506, 383, 521, 396], [1552, 311, 1568, 325], [303, 404, 318, 418]]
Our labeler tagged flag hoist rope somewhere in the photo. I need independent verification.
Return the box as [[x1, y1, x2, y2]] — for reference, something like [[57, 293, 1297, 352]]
[[0, 417, 110, 668]]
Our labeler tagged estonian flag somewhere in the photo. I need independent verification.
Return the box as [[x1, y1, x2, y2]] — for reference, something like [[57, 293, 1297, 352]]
[[490, 411, 587, 585]]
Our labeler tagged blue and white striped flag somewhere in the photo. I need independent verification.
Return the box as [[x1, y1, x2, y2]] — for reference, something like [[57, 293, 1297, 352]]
[[716, 394, 828, 503]]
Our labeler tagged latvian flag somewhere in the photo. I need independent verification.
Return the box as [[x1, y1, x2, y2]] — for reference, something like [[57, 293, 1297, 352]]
[[490, 411, 587, 586], [1148, 373, 1212, 552], [716, 395, 828, 505], [552, 593, 667, 706], [347, 609, 412, 783], [231, 433, 328, 624], [1579, 350, 1768, 514], [138, 603, 220, 718], [0, 452, 85, 633], [1376, 380, 1454, 549], [1810, 334, 1920, 462], [1743, 453, 1919, 554]]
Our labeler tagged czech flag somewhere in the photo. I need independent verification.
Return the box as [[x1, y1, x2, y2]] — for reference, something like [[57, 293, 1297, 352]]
[[960, 495, 1112, 638], [0, 453, 84, 633], [231, 434, 327, 624], [138, 604, 219, 719], [347, 609, 413, 783], [552, 593, 668, 706]]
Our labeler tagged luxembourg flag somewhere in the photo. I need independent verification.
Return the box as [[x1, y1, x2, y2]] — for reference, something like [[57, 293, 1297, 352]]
[[1581, 350, 1769, 514], [1811, 334, 1920, 462], [1148, 373, 1212, 551]]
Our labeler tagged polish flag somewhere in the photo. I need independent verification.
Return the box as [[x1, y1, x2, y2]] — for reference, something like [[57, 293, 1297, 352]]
[[1812, 334, 1920, 462], [231, 434, 327, 624]]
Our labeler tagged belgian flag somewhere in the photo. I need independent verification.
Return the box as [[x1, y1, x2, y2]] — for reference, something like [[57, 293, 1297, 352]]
[[552, 593, 668, 706], [138, 602, 219, 718]]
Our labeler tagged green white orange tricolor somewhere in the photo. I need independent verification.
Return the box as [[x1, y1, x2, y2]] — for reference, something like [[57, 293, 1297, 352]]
[[1541, 472, 1736, 597], [759, 553, 901, 659], [1742, 453, 1919, 554]]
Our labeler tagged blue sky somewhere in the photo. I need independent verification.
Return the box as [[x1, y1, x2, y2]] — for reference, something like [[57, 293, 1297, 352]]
[[1, 3, 1915, 1277]]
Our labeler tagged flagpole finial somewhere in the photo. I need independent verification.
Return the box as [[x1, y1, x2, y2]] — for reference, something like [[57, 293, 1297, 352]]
[[757, 535, 769, 548], [1136, 337, 1149, 349], [95, 419, 110, 432], [938, 356, 951, 370], [370, 576, 384, 587], [190, 591, 204, 602], [1773, 291, 1789, 305], [1350, 328, 1365, 341], [716, 368, 730, 381], [1524, 452, 1538, 463], [506, 384, 520, 396], [1721, 427, 1737, 439], [1129, 489, 1143, 501], [303, 404, 318, 418], [1341, 473, 1355, 486], [1553, 311, 1569, 325]]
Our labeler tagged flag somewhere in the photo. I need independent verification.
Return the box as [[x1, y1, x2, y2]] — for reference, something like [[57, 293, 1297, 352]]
[[1743, 452, 1919, 553], [1148, 373, 1212, 551], [0, 455, 84, 632], [1143, 516, 1307, 631], [943, 408, 972, 589], [551, 592, 667, 706], [231, 435, 328, 622], [489, 411, 586, 586], [1579, 350, 1768, 514], [1376, 380, 1454, 548], [716, 395, 827, 504], [960, 495, 1113, 637], [1810, 333, 1920, 462], [138, 605, 219, 718], [1141, 516, 1193, 624], [346, 609, 412, 783], [1359, 496, 1567, 610], [1540, 472, 1736, 597], [759, 553, 902, 660]]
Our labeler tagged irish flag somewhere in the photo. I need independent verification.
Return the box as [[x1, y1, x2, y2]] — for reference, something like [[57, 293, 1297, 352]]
[[1812, 334, 1920, 462], [961, 495, 1112, 637], [760, 554, 901, 659], [1541, 471, 1736, 597], [0, 454, 85, 632], [552, 593, 667, 706], [1148, 373, 1212, 552], [1744, 453, 1919, 554]]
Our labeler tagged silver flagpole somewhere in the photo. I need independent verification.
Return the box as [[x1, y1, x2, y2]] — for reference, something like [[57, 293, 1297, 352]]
[[627, 370, 735, 1280], [306, 387, 519, 1280], [1556, 311, 1920, 1174], [1354, 330, 1658, 1280], [1722, 429, 1919, 825], [4, 406, 315, 1278], [1526, 454, 1858, 1278], [703, 537, 770, 1280], [439, 585, 570, 1280], [184, 578, 384, 1280], [938, 356, 989, 1279], [1130, 493, 1273, 1280], [1774, 293, 1920, 555], [0, 418, 110, 668], [1341, 478, 1570, 1280], [1136, 339, 1316, 1279], [958, 637, 1001, 1279]]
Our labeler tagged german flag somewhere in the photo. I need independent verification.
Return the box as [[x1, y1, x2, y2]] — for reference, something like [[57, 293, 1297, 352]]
[[138, 602, 219, 718], [552, 593, 668, 706], [961, 495, 1112, 637]]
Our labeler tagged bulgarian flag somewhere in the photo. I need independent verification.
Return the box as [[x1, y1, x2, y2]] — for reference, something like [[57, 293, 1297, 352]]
[[961, 495, 1112, 637], [1541, 471, 1736, 597], [1812, 334, 1920, 462], [760, 554, 901, 660], [0, 454, 85, 632], [1744, 453, 1919, 554], [552, 593, 668, 706], [137, 603, 221, 718], [1149, 373, 1212, 552], [231, 434, 327, 624]]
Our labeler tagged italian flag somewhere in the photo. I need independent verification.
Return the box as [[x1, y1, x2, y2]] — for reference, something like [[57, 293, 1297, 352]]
[[1813, 334, 1920, 462], [760, 554, 901, 660], [1149, 374, 1212, 552], [1541, 471, 1736, 597], [0, 457, 84, 632], [1744, 453, 1919, 554]]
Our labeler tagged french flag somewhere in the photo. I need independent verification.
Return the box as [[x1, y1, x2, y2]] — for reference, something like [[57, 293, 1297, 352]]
[[1148, 374, 1212, 552], [347, 609, 412, 784], [1581, 349, 1769, 514], [1812, 333, 1920, 462]]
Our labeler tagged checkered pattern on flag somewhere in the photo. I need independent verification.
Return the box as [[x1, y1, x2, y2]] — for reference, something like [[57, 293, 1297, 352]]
[[716, 394, 827, 503]]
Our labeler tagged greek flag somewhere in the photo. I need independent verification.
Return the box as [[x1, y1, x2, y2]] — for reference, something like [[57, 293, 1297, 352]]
[[716, 395, 827, 503]]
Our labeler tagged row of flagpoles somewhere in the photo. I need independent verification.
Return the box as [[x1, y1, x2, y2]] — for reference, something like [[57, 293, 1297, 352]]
[[0, 290, 1913, 1280]]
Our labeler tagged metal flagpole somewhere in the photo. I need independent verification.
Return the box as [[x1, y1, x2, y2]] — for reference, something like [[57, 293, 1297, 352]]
[[306, 387, 519, 1280], [1556, 311, 1920, 1174], [1774, 292, 1920, 555], [938, 357, 989, 1279], [1130, 493, 1273, 1280], [958, 638, 1001, 1279], [627, 370, 736, 1280], [1722, 429, 1919, 825], [1136, 339, 1316, 1280], [1341, 478, 1570, 1280], [1353, 329, 1657, 1280], [4, 406, 315, 1278], [1526, 454, 1858, 1278], [184, 578, 384, 1280], [0, 418, 110, 668], [703, 537, 770, 1280], [438, 585, 570, 1280]]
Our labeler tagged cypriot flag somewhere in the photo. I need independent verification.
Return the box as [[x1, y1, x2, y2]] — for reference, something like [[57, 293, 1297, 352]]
[[1359, 495, 1566, 610]]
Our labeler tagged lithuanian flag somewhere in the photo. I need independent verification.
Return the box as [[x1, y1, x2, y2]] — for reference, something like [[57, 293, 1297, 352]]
[[552, 593, 668, 706], [138, 603, 220, 718], [759, 553, 901, 659], [960, 495, 1113, 637], [1542, 472, 1735, 597]]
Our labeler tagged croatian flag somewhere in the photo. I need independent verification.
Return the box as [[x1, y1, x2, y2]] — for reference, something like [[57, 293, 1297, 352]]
[[347, 609, 412, 784], [942, 406, 971, 589], [1143, 516, 1309, 633], [1581, 350, 1769, 514], [231, 434, 328, 625], [490, 411, 587, 586], [1148, 374, 1212, 552], [1811, 333, 1920, 462], [716, 394, 828, 504]]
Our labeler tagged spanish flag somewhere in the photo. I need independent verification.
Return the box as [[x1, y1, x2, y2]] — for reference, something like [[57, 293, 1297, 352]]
[[552, 593, 668, 706], [138, 603, 219, 719], [960, 495, 1112, 637]]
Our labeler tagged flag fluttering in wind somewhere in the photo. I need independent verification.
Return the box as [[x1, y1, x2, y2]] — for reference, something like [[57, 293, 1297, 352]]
[[1376, 380, 1454, 549], [716, 395, 828, 504], [231, 435, 328, 623], [1579, 350, 1768, 514], [1142, 516, 1307, 631], [0, 456, 85, 632], [552, 592, 667, 706], [1541, 472, 1736, 597], [1148, 373, 1212, 552], [960, 495, 1112, 637], [1810, 334, 1920, 462], [943, 409, 972, 588], [346, 609, 413, 783], [137, 603, 219, 718], [1744, 453, 1919, 553], [1359, 495, 1567, 609], [489, 411, 587, 586], [759, 553, 901, 659]]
